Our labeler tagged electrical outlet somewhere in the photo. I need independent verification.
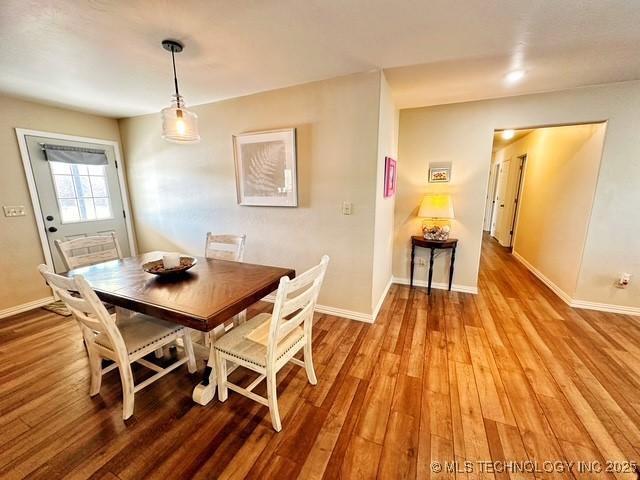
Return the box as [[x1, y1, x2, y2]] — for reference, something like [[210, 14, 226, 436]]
[[416, 257, 427, 266], [3, 205, 26, 217], [617, 272, 632, 288], [342, 201, 353, 215]]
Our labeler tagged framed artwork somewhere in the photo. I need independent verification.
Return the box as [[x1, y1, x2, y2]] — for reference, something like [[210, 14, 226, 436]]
[[233, 128, 298, 207], [384, 156, 397, 197], [429, 165, 450, 183]]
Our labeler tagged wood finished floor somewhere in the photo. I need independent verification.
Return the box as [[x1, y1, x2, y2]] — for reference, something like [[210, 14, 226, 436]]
[[1, 235, 640, 479]]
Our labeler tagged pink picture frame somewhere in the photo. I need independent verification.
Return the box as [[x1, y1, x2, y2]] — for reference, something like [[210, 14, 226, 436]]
[[384, 156, 397, 197]]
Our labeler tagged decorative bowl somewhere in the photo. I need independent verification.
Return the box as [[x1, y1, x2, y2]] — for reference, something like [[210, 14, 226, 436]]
[[142, 257, 197, 276]]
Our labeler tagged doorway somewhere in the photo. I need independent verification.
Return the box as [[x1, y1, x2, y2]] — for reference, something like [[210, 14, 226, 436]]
[[16, 129, 136, 272]]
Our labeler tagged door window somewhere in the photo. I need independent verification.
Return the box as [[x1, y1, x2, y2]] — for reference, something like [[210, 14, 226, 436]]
[[49, 162, 113, 223]]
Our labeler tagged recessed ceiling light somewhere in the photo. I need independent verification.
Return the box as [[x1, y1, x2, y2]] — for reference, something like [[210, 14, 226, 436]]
[[504, 70, 525, 84], [501, 129, 515, 140]]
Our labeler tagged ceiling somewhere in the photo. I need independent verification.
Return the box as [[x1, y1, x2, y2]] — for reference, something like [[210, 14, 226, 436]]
[[492, 129, 534, 152], [1, 0, 640, 117]]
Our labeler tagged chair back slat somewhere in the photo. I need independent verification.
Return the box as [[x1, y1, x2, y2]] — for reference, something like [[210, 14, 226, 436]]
[[205, 233, 246, 262], [37, 264, 126, 352], [266, 256, 329, 359], [55, 232, 122, 271]]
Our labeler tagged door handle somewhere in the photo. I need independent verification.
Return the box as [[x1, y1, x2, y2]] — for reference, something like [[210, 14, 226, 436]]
[[48, 226, 58, 233]]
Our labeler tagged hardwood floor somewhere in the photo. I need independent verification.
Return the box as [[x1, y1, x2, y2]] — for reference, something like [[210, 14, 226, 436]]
[[1, 235, 639, 479]]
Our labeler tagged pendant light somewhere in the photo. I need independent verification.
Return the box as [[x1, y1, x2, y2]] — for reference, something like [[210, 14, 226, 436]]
[[160, 39, 200, 143]]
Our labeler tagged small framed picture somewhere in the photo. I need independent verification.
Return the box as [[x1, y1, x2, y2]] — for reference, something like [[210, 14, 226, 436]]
[[429, 166, 450, 183], [384, 157, 397, 197]]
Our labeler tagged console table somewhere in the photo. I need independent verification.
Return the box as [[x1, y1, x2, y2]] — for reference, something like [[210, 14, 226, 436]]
[[410, 236, 458, 294]]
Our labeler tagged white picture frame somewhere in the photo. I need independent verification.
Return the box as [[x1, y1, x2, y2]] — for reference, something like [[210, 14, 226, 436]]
[[233, 128, 298, 207]]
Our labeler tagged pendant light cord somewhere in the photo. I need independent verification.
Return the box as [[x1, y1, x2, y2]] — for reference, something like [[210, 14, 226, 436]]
[[171, 47, 182, 108]]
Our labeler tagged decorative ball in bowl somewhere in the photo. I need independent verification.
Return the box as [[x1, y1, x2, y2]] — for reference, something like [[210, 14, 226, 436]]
[[142, 257, 197, 276]]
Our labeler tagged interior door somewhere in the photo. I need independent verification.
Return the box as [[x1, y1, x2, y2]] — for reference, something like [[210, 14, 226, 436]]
[[24, 134, 131, 272], [491, 159, 510, 241]]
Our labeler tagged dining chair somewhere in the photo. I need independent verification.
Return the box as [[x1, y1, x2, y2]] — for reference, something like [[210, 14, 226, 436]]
[[55, 232, 123, 270], [213, 255, 329, 432], [38, 264, 197, 420], [204, 233, 246, 262], [205, 233, 247, 328]]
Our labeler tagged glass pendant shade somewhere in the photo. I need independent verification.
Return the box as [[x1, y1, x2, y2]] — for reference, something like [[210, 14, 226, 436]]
[[161, 95, 200, 143]]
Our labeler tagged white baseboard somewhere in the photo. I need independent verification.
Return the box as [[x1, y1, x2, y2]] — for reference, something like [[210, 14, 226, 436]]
[[569, 299, 640, 316], [261, 294, 376, 323], [511, 251, 574, 305], [0, 296, 55, 319], [372, 277, 393, 322], [512, 251, 640, 316], [392, 276, 478, 295]]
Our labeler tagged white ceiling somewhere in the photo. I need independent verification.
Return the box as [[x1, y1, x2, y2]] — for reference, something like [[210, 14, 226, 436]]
[[1, 0, 640, 117]]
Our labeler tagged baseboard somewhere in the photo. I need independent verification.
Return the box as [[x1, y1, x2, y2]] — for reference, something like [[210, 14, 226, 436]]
[[569, 299, 640, 316], [261, 294, 375, 323], [0, 296, 55, 319], [372, 277, 393, 322], [511, 251, 574, 305], [512, 251, 640, 316], [392, 276, 478, 295]]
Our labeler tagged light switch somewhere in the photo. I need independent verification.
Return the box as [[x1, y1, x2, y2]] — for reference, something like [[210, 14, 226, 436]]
[[3, 206, 26, 217], [342, 201, 353, 215]]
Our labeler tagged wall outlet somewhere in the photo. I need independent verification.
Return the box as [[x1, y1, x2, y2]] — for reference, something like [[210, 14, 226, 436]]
[[3, 205, 26, 217], [617, 272, 632, 288], [342, 201, 353, 215], [415, 257, 427, 266]]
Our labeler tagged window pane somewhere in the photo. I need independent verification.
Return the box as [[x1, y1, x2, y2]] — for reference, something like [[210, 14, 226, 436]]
[[50, 162, 70, 174], [59, 198, 80, 222], [80, 198, 96, 220], [87, 164, 105, 175], [74, 175, 92, 198], [72, 164, 88, 175], [54, 175, 76, 198], [94, 198, 112, 219], [90, 176, 107, 197]]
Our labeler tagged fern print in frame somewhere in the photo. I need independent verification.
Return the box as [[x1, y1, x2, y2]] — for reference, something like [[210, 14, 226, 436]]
[[233, 128, 298, 207]]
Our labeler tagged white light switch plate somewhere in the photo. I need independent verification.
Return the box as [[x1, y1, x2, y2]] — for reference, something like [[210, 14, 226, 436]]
[[3, 205, 26, 217]]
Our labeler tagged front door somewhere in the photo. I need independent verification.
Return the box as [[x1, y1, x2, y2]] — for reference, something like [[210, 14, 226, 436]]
[[23, 134, 131, 272]]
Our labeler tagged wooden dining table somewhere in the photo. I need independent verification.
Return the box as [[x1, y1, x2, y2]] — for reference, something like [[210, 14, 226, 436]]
[[65, 251, 295, 405]]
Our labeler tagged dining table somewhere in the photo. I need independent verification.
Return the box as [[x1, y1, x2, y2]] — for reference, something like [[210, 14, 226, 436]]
[[65, 251, 295, 405]]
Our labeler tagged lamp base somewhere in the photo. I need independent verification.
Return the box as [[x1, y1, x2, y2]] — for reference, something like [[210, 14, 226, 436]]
[[422, 220, 451, 241]]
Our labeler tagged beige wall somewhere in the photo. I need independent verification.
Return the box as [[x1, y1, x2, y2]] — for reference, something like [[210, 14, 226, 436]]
[[494, 124, 606, 297], [371, 73, 399, 312], [119, 72, 382, 316], [0, 95, 122, 313], [394, 81, 640, 309]]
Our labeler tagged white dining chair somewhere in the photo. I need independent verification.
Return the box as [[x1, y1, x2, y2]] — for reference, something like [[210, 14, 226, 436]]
[[38, 264, 197, 420], [55, 232, 123, 270], [213, 255, 329, 432], [204, 233, 246, 262], [205, 233, 247, 328]]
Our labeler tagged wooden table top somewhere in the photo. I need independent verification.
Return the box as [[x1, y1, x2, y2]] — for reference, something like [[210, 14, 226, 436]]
[[66, 251, 295, 332]]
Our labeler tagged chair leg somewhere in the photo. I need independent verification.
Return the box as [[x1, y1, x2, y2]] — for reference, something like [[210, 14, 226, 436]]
[[303, 339, 317, 385], [88, 348, 102, 396], [118, 362, 135, 420], [182, 331, 197, 373], [233, 310, 247, 326], [266, 370, 282, 432], [216, 351, 228, 402]]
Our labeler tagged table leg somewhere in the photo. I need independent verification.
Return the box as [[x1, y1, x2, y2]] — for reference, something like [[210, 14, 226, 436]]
[[428, 248, 435, 295], [192, 324, 225, 406], [449, 246, 456, 291], [410, 243, 415, 287]]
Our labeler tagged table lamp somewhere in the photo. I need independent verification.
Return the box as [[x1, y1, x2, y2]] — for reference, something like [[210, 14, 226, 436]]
[[418, 194, 455, 240]]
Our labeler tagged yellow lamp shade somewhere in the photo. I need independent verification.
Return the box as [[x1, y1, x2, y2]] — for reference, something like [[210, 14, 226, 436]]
[[418, 194, 455, 219]]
